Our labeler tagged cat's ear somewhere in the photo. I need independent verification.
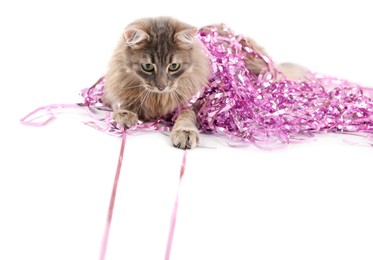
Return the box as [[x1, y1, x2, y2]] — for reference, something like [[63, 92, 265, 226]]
[[123, 28, 149, 48], [174, 28, 198, 49]]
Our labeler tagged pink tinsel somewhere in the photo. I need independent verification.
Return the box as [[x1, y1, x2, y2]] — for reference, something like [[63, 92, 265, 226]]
[[81, 25, 373, 145]]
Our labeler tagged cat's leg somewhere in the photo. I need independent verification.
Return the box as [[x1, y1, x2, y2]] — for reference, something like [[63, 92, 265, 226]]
[[112, 109, 139, 128], [103, 91, 139, 129], [170, 109, 199, 149]]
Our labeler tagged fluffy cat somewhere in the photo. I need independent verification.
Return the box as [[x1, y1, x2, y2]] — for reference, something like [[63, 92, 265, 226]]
[[103, 16, 305, 149]]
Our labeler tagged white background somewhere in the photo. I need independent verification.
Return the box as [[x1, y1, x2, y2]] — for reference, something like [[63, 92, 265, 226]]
[[1, 1, 373, 259]]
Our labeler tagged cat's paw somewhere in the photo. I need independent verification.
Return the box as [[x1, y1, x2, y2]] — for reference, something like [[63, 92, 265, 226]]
[[112, 109, 138, 128], [170, 127, 199, 149]]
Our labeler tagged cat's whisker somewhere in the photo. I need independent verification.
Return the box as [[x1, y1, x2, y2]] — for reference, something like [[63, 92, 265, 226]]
[[104, 16, 211, 149], [176, 91, 186, 104], [174, 89, 189, 109], [170, 88, 180, 102], [170, 91, 180, 109], [137, 90, 150, 112], [173, 90, 184, 105], [121, 90, 147, 109], [174, 87, 189, 103], [171, 91, 181, 107]]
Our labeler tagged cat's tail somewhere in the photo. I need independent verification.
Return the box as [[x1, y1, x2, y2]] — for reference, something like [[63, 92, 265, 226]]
[[276, 62, 308, 81], [242, 36, 308, 81]]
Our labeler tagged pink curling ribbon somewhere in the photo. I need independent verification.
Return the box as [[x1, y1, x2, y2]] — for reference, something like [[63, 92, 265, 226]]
[[22, 24, 373, 146], [76, 25, 373, 147], [20, 74, 188, 260], [194, 25, 373, 146], [99, 132, 127, 260], [164, 150, 187, 260], [19, 103, 82, 126]]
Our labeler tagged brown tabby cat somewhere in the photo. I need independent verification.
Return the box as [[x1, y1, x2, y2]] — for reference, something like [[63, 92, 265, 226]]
[[103, 16, 305, 149]]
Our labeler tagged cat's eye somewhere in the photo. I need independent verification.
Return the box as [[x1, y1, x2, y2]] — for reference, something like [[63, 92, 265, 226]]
[[168, 63, 181, 72], [141, 63, 154, 72]]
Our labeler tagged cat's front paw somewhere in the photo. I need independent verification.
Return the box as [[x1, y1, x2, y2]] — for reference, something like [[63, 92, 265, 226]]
[[112, 109, 138, 128], [170, 127, 199, 149]]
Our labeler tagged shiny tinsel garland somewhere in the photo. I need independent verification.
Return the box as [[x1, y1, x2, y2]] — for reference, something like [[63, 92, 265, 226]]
[[81, 25, 373, 146]]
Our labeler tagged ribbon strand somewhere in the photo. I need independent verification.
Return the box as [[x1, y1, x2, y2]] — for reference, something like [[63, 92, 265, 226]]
[[164, 150, 187, 260], [99, 132, 127, 260], [19, 103, 81, 126]]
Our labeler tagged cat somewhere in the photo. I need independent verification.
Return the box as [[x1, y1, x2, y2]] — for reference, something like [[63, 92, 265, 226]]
[[103, 16, 306, 149]]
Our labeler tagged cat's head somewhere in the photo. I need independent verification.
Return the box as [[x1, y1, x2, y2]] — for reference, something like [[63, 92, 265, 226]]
[[120, 17, 210, 94]]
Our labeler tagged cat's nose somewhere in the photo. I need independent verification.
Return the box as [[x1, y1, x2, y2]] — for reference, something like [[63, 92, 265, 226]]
[[157, 86, 166, 91]]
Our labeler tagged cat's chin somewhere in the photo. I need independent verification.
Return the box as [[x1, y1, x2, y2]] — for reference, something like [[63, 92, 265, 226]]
[[146, 86, 173, 94]]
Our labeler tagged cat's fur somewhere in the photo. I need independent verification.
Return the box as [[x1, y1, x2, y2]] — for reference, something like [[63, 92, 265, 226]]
[[103, 16, 306, 149]]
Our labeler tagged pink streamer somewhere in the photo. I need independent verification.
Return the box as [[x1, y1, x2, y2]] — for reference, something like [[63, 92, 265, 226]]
[[195, 26, 373, 146], [76, 25, 373, 148], [99, 132, 127, 260], [19, 103, 81, 126], [164, 150, 187, 260]]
